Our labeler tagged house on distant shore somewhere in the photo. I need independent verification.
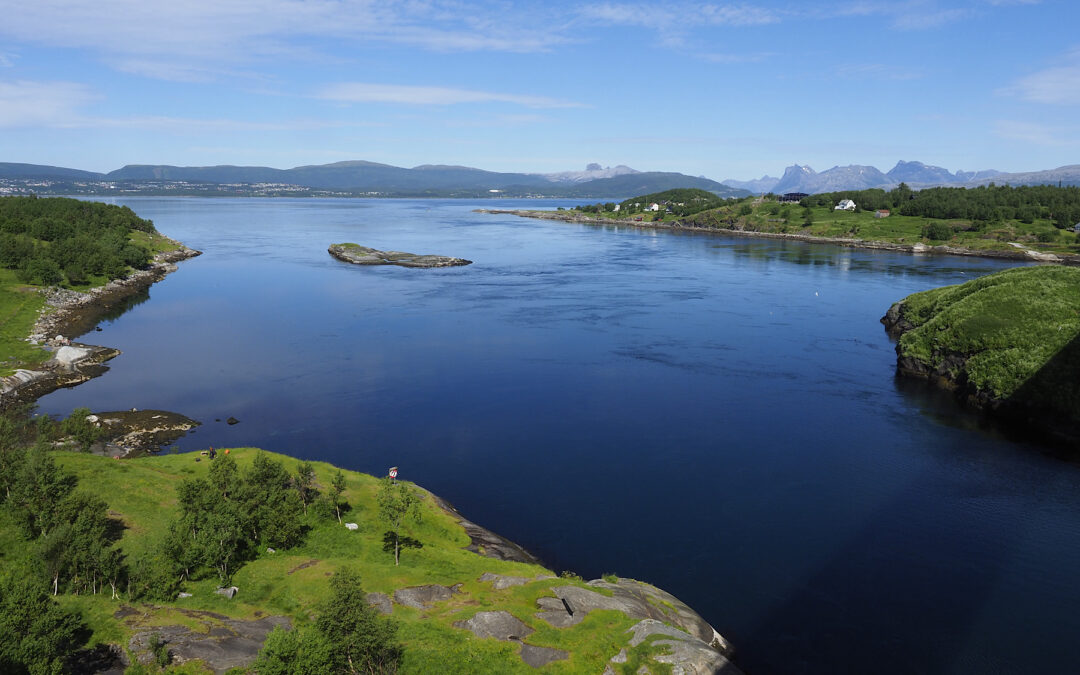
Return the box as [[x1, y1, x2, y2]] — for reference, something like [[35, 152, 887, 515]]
[[646, 203, 660, 212], [780, 192, 808, 203], [874, 209, 891, 218], [613, 204, 620, 212], [835, 199, 856, 211]]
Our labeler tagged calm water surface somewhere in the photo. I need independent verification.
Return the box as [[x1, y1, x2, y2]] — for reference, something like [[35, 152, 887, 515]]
[[41, 198, 1080, 674]]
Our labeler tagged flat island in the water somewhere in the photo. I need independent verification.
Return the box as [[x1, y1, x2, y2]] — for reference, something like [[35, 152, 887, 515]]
[[328, 243, 472, 268]]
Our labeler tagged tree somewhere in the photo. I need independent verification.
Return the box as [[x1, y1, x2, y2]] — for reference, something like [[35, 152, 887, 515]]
[[0, 575, 87, 674], [8, 448, 77, 538], [376, 477, 422, 566], [254, 625, 333, 675], [316, 568, 402, 674], [294, 461, 317, 515], [330, 470, 347, 524]]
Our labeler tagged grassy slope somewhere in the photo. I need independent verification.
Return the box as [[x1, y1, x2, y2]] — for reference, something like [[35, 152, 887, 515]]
[[0, 231, 183, 376], [47, 448, 646, 673], [892, 266, 1080, 412], [566, 198, 1080, 254]]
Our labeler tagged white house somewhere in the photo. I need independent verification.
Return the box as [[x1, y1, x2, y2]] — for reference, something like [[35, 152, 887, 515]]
[[835, 199, 856, 211], [647, 203, 661, 212], [613, 204, 620, 212]]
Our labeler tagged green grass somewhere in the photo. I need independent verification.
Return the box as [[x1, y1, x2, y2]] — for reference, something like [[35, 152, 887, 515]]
[[41, 448, 661, 673], [679, 201, 1080, 254], [0, 268, 49, 374], [892, 266, 1080, 414]]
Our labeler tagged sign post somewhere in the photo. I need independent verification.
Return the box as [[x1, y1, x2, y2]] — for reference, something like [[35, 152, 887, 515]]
[[389, 466, 398, 483]]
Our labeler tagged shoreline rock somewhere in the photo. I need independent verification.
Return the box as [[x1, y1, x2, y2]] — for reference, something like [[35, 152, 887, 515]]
[[0, 243, 201, 409], [479, 208, 1080, 266], [328, 243, 471, 268]]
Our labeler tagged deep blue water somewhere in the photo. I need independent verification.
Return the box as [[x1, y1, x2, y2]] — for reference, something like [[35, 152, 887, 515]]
[[40, 198, 1080, 674]]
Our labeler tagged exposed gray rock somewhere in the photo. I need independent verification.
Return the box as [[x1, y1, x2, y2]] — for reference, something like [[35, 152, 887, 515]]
[[392, 583, 460, 609], [453, 610, 533, 641], [366, 592, 392, 615], [329, 243, 471, 268], [535, 578, 734, 656], [519, 643, 569, 668], [128, 614, 289, 674], [214, 586, 239, 599], [478, 572, 554, 589], [623, 619, 742, 674]]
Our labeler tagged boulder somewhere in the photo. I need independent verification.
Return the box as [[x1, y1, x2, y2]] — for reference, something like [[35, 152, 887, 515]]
[[366, 592, 392, 615], [453, 611, 533, 641], [392, 584, 460, 610], [215, 586, 239, 599]]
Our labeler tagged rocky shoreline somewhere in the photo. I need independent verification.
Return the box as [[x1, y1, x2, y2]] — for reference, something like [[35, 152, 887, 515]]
[[0, 243, 201, 409], [479, 208, 1080, 266]]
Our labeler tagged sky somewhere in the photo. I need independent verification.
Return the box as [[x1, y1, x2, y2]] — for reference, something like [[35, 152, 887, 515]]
[[0, 0, 1076, 181]]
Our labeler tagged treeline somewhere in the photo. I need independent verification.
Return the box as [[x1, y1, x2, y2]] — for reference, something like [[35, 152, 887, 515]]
[[0, 195, 157, 286], [572, 188, 736, 217], [799, 184, 1080, 227]]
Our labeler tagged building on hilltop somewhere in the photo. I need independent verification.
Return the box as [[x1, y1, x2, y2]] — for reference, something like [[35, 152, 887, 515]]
[[835, 199, 856, 211]]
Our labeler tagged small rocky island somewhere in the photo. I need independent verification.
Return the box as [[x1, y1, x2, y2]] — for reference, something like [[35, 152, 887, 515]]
[[328, 243, 471, 268], [883, 265, 1080, 449]]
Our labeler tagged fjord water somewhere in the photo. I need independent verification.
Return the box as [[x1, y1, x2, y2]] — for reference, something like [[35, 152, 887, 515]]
[[41, 198, 1080, 674]]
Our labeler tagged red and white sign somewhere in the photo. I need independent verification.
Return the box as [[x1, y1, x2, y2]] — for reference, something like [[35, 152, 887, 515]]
[[389, 467, 398, 479]]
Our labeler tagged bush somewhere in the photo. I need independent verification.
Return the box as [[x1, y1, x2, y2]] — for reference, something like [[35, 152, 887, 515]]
[[922, 222, 953, 241]]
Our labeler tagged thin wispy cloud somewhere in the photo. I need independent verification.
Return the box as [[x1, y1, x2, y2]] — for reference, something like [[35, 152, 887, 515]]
[[578, 2, 781, 28], [318, 83, 585, 109], [994, 120, 1078, 146], [835, 1, 970, 29], [0, 80, 97, 127], [0, 1, 568, 81], [1002, 49, 1080, 105]]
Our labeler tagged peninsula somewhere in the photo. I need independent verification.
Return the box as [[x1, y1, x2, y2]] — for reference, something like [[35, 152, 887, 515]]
[[882, 265, 1080, 449], [481, 185, 1080, 265]]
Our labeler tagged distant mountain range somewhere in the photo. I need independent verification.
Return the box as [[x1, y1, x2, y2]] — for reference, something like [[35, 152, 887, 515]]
[[721, 160, 1080, 194], [0, 161, 749, 199], [4, 158, 1078, 198]]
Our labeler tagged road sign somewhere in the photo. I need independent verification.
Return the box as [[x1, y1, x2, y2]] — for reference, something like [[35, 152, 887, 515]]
[[389, 467, 398, 479]]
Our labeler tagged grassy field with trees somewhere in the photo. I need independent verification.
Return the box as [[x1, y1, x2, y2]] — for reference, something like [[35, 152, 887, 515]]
[[0, 415, 687, 673]]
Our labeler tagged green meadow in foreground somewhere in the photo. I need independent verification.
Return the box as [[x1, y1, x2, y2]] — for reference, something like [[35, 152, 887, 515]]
[[2, 447, 684, 673], [888, 266, 1080, 421]]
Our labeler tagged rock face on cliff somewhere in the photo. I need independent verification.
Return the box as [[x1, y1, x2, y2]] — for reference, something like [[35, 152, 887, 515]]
[[883, 266, 1080, 448], [328, 243, 471, 268]]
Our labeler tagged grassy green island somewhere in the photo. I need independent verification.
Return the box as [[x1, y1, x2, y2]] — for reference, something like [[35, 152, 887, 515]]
[[882, 265, 1080, 445], [0, 442, 737, 674]]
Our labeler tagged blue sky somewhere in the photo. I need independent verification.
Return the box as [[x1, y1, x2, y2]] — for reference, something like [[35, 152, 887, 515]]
[[0, 0, 1076, 180]]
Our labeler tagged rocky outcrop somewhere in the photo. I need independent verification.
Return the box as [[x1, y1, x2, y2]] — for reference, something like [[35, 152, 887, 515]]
[[328, 243, 471, 268], [424, 491, 544, 565]]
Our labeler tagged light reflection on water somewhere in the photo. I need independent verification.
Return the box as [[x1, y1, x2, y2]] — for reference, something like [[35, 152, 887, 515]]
[[41, 198, 1080, 675]]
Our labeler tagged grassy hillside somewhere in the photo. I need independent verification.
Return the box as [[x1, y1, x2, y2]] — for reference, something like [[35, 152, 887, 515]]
[[677, 195, 1080, 255], [5, 448, 709, 673], [887, 266, 1080, 427]]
